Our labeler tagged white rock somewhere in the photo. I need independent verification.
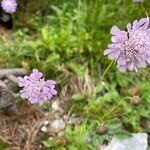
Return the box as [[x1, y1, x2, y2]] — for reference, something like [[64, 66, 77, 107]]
[[51, 119, 65, 132], [63, 115, 68, 120], [40, 126, 48, 133], [103, 133, 148, 150], [48, 137, 53, 140], [58, 131, 64, 136], [51, 101, 60, 111], [43, 120, 49, 126]]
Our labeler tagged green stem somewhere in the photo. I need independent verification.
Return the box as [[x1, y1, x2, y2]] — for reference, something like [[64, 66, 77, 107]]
[[12, 14, 15, 30], [100, 61, 114, 82], [99, 97, 131, 123], [141, 4, 149, 17]]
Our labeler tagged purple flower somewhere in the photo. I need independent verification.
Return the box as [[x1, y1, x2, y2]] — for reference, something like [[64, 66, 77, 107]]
[[104, 18, 150, 72], [18, 69, 57, 104], [133, 0, 144, 3], [1, 0, 17, 14]]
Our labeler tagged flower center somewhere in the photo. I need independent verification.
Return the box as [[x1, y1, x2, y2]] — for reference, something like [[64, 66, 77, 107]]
[[122, 30, 150, 61], [27, 79, 45, 98], [5, 1, 12, 7]]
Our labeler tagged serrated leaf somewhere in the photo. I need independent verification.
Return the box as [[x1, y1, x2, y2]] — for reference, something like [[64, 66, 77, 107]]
[[139, 107, 150, 118], [68, 62, 84, 79], [42, 140, 53, 148], [107, 120, 122, 130], [113, 130, 132, 139], [123, 102, 133, 114], [71, 94, 84, 101], [41, 27, 49, 42], [46, 53, 60, 63], [103, 90, 119, 102]]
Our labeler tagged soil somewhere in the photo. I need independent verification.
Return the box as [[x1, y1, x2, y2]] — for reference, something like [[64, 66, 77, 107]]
[[0, 105, 45, 150]]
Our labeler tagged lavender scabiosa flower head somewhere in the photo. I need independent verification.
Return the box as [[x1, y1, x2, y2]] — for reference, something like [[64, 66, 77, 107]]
[[18, 69, 57, 104], [1, 0, 17, 14], [133, 0, 144, 3], [104, 17, 150, 72]]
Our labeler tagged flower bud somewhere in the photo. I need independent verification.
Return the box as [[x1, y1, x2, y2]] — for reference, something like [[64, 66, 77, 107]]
[[96, 125, 108, 135], [130, 95, 141, 106]]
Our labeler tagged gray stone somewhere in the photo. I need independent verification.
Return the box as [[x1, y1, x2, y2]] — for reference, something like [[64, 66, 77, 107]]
[[140, 119, 150, 133], [58, 131, 64, 136], [102, 133, 148, 150], [0, 88, 17, 115], [40, 126, 48, 133], [51, 100, 63, 112], [43, 120, 49, 126], [51, 100, 60, 111], [50, 118, 65, 133]]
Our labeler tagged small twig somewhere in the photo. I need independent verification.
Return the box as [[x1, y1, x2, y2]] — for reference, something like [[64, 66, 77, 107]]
[[0, 135, 11, 145], [64, 105, 74, 125], [23, 118, 47, 150], [23, 128, 32, 150], [59, 105, 74, 132], [22, 105, 74, 149], [10, 122, 17, 137]]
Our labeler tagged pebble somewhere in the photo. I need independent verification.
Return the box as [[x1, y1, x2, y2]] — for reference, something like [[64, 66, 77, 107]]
[[40, 126, 48, 133], [58, 131, 64, 136], [43, 120, 49, 126], [50, 118, 65, 133], [102, 133, 148, 150], [51, 100, 60, 111], [48, 137, 53, 140], [63, 115, 68, 120]]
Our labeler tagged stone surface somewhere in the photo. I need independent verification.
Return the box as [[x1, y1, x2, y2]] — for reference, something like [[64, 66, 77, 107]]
[[40, 126, 48, 133], [0, 88, 17, 115], [102, 133, 148, 150], [4, 79, 18, 92], [58, 131, 64, 136], [51, 100, 60, 111], [51, 100, 63, 112], [43, 120, 49, 126], [50, 118, 65, 133], [140, 119, 150, 133]]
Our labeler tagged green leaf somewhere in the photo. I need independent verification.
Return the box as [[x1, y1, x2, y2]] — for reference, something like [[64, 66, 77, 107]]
[[65, 127, 73, 140], [107, 119, 122, 130], [46, 53, 60, 63], [42, 140, 53, 148], [68, 62, 84, 79], [71, 94, 84, 101], [123, 102, 133, 114], [139, 107, 150, 118], [0, 140, 7, 150], [41, 27, 49, 42], [116, 73, 131, 87], [113, 130, 132, 139], [68, 145, 79, 150], [103, 90, 119, 102]]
